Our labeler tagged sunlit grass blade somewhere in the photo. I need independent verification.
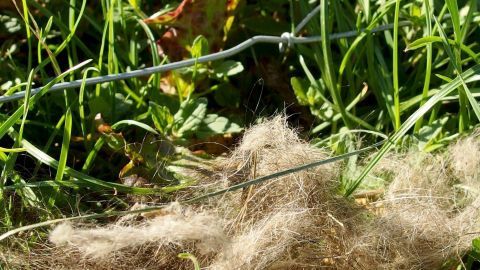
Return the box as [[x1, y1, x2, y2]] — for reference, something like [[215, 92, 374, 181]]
[[32, 114, 65, 178], [445, 0, 469, 131], [414, 0, 433, 132], [79, 67, 99, 140], [392, 0, 401, 130], [346, 64, 480, 196], [0, 70, 38, 221], [27, 0, 97, 60], [1, 70, 35, 184], [320, 0, 351, 129], [20, 0, 32, 73], [337, 1, 396, 92], [459, 0, 476, 42], [107, 0, 118, 120], [0, 60, 91, 141], [138, 19, 161, 93], [433, 14, 480, 122], [20, 138, 173, 195], [54, 107, 72, 182], [111, 120, 160, 135], [81, 136, 106, 173], [406, 36, 478, 61]]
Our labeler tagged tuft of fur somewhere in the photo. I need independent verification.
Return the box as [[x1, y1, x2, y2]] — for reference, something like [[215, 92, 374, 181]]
[[449, 131, 480, 183], [208, 116, 336, 269], [346, 140, 480, 269], [7, 117, 480, 270], [49, 202, 226, 266]]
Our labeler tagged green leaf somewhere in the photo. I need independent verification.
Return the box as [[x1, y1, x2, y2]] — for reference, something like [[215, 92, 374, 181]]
[[55, 107, 72, 181], [197, 114, 243, 138], [191, 35, 209, 58], [104, 133, 126, 152], [416, 116, 448, 150], [213, 84, 240, 108], [433, 14, 480, 124], [111, 120, 160, 135], [446, 0, 461, 42], [406, 36, 478, 60], [128, 0, 139, 9], [149, 102, 173, 135], [173, 98, 208, 137], [290, 77, 310, 106], [19, 137, 167, 194], [435, 74, 453, 83], [212, 61, 244, 78], [472, 238, 480, 253], [407, 36, 442, 50]]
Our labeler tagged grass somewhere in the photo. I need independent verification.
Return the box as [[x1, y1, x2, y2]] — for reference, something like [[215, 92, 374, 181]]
[[1, 0, 480, 268]]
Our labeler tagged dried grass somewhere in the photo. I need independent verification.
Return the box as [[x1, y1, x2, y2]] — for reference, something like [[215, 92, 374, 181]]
[[4, 118, 480, 270]]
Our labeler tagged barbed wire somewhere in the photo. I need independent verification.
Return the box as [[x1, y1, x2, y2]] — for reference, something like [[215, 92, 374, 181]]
[[0, 5, 412, 104]]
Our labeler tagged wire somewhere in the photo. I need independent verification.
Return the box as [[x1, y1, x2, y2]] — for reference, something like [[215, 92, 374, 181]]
[[0, 20, 412, 104], [294, 5, 321, 34]]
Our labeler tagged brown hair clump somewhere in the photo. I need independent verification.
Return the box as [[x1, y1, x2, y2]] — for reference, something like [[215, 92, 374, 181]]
[[4, 117, 480, 269]]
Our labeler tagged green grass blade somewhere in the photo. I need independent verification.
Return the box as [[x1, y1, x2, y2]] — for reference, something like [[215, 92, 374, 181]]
[[54, 107, 72, 182], [111, 120, 160, 135], [406, 36, 478, 61], [138, 19, 161, 92], [414, 0, 433, 132], [338, 2, 396, 91], [392, 0, 401, 130], [0, 60, 91, 140], [346, 64, 480, 196], [21, 0, 32, 73], [446, 0, 461, 41], [20, 138, 169, 195], [0, 71, 38, 216], [1, 70, 34, 184], [32, 114, 65, 178], [320, 0, 351, 128], [445, 0, 470, 131], [79, 67, 99, 140], [107, 0, 118, 120], [460, 0, 476, 43], [81, 136, 105, 173], [433, 15, 480, 122]]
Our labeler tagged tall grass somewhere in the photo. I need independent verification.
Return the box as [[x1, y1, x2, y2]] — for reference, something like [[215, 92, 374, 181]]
[[290, 0, 480, 194]]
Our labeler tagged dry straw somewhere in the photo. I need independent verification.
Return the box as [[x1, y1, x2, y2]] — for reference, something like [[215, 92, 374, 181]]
[[4, 117, 480, 269]]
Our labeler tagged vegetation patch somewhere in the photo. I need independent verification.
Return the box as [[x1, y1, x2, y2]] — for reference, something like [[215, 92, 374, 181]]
[[1, 0, 480, 269]]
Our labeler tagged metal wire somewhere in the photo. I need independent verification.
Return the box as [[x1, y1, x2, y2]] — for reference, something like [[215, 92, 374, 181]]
[[294, 5, 321, 34], [0, 20, 411, 104]]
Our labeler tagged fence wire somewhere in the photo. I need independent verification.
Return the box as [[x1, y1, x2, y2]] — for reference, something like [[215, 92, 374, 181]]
[[0, 5, 412, 104]]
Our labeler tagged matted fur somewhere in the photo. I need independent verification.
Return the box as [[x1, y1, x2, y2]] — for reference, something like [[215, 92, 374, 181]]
[[4, 118, 480, 269], [49, 202, 227, 259]]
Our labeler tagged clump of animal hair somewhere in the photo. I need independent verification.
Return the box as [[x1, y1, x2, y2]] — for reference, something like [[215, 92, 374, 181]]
[[449, 130, 480, 184], [11, 116, 480, 269], [208, 116, 339, 269], [344, 138, 480, 269], [47, 202, 226, 268]]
